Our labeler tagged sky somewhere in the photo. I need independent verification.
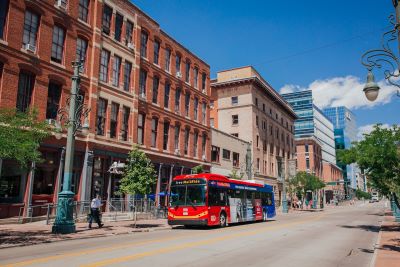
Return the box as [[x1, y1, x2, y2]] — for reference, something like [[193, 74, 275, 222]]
[[132, 0, 400, 137]]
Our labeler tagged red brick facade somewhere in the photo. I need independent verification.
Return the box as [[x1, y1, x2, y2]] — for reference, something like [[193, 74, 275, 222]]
[[0, 0, 211, 217]]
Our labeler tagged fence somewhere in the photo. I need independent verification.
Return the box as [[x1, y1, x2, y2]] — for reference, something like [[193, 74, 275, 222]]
[[17, 198, 167, 224]]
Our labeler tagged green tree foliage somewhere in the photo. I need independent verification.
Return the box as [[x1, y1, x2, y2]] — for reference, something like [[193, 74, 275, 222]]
[[191, 165, 204, 174], [119, 146, 157, 195], [0, 108, 50, 167], [229, 169, 244, 180], [338, 124, 400, 196], [289, 171, 325, 201], [355, 189, 371, 200]]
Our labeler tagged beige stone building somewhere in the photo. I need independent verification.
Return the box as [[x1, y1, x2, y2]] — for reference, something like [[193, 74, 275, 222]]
[[210, 66, 297, 203], [210, 128, 251, 179]]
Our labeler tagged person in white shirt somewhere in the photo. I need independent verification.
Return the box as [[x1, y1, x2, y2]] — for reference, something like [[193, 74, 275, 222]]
[[88, 194, 103, 229]]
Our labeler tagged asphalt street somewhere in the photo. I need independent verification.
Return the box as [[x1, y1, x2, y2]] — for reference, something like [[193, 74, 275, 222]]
[[0, 202, 384, 267]]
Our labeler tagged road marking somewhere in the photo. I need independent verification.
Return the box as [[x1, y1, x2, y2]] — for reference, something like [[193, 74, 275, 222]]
[[81, 214, 325, 267]]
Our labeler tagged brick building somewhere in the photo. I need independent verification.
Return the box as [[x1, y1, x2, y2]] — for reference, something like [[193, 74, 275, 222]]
[[210, 66, 297, 204], [295, 137, 323, 179], [0, 0, 211, 218]]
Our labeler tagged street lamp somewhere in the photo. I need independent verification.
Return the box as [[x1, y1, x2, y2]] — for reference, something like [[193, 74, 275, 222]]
[[52, 61, 90, 234], [360, 1, 400, 101]]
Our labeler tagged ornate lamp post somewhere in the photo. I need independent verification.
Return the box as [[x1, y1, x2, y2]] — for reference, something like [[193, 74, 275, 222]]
[[52, 61, 90, 234], [360, 0, 400, 101]]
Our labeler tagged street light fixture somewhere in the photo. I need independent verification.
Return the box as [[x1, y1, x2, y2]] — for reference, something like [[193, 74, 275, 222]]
[[360, 2, 400, 101], [52, 60, 90, 234]]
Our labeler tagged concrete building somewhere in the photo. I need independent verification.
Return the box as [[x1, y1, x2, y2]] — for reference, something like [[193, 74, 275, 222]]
[[281, 90, 336, 165], [210, 66, 297, 204], [322, 106, 358, 192], [0, 0, 210, 218], [210, 128, 251, 179]]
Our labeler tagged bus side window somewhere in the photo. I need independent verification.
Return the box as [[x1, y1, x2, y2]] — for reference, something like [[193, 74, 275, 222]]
[[208, 187, 218, 206], [255, 192, 261, 199], [261, 192, 267, 206], [266, 192, 272, 206]]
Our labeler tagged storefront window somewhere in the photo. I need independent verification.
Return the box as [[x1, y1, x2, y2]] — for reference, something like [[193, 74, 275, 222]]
[[34, 151, 59, 195], [0, 160, 23, 202]]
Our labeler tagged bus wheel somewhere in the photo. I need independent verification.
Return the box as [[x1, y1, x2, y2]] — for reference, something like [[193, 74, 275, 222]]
[[219, 213, 227, 227]]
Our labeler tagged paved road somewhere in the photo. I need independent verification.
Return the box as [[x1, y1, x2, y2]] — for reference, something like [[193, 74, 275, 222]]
[[0, 202, 384, 267]]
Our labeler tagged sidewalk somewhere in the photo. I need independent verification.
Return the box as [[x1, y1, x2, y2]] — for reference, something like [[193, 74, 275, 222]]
[[374, 211, 400, 267], [0, 219, 171, 249]]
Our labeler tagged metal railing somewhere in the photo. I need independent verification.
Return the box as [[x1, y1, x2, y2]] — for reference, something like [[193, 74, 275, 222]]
[[17, 198, 167, 224]]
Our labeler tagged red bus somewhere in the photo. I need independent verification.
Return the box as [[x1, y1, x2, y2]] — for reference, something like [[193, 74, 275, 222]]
[[168, 173, 276, 227]]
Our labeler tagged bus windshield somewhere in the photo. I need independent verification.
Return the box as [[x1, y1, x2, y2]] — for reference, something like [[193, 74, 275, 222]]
[[170, 185, 206, 207]]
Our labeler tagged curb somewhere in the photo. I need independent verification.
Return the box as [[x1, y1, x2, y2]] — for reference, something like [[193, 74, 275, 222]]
[[0, 226, 172, 250]]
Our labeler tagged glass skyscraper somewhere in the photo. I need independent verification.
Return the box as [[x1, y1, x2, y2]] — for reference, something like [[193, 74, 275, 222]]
[[322, 106, 358, 190], [281, 90, 336, 165]]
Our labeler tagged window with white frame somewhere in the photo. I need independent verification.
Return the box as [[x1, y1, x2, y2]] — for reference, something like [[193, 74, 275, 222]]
[[99, 50, 110, 82], [51, 25, 65, 63], [23, 10, 39, 49], [112, 55, 121, 87]]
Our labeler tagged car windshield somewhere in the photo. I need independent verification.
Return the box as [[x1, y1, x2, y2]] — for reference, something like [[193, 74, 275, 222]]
[[170, 185, 206, 207]]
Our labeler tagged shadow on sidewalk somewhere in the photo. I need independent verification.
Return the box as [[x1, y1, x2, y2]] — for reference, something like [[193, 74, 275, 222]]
[[339, 224, 380, 233], [127, 224, 164, 229]]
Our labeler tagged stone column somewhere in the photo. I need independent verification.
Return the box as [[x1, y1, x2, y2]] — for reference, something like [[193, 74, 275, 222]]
[[80, 150, 94, 202], [155, 163, 163, 206]]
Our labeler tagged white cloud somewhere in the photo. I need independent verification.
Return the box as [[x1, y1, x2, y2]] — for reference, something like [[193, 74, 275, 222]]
[[357, 123, 390, 140], [279, 75, 397, 110]]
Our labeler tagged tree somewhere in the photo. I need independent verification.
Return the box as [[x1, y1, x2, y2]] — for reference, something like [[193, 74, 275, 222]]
[[338, 124, 400, 196], [0, 108, 50, 167], [355, 189, 371, 200], [289, 171, 325, 205], [191, 165, 204, 174], [229, 169, 244, 180], [119, 146, 157, 196]]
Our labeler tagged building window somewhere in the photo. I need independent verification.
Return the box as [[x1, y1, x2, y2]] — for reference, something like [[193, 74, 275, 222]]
[[185, 61, 190, 83], [231, 96, 238, 105], [210, 100, 214, 109], [137, 113, 145, 145], [232, 114, 238, 125], [121, 106, 129, 141], [163, 121, 169, 150], [184, 128, 190, 155], [257, 158, 260, 171], [306, 158, 310, 170], [46, 82, 62, 119], [270, 125, 273, 135], [194, 67, 199, 88], [125, 21, 133, 46], [139, 69, 147, 97], [23, 10, 40, 49], [99, 50, 110, 82], [202, 102, 206, 124], [110, 103, 119, 138], [76, 38, 88, 72], [151, 117, 158, 147], [51, 25, 65, 63], [194, 97, 199, 121], [222, 149, 231, 160], [193, 131, 198, 157], [16, 72, 35, 112], [202, 134, 207, 157], [140, 31, 148, 58], [305, 144, 309, 153], [114, 13, 123, 42], [152, 76, 159, 104], [164, 82, 170, 108], [96, 98, 107, 135], [0, 0, 9, 39], [263, 103, 265, 112], [175, 55, 181, 74], [255, 97, 258, 107], [174, 125, 180, 150], [175, 88, 181, 112], [233, 152, 239, 167], [153, 40, 160, 65], [78, 0, 89, 22], [256, 135, 259, 148], [256, 115, 259, 127], [123, 61, 132, 92], [184, 92, 190, 117], [112, 55, 121, 87], [211, 146, 220, 163], [102, 5, 112, 35], [201, 73, 206, 91], [165, 48, 171, 71]]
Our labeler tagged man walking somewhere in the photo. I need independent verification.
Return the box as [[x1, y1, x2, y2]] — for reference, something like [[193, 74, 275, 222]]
[[89, 194, 104, 229]]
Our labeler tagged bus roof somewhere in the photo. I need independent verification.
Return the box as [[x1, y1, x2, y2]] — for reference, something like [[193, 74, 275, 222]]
[[173, 173, 272, 189]]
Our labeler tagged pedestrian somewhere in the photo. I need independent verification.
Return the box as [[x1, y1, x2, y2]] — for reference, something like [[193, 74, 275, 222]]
[[89, 194, 104, 229]]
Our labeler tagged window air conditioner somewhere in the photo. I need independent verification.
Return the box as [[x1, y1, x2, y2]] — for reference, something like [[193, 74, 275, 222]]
[[25, 44, 36, 53], [176, 71, 182, 79], [174, 149, 180, 155], [202, 155, 206, 161], [127, 43, 135, 50], [57, 0, 67, 9]]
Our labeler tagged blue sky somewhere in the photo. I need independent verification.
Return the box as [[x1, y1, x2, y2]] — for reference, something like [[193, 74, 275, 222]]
[[132, 0, 399, 133]]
